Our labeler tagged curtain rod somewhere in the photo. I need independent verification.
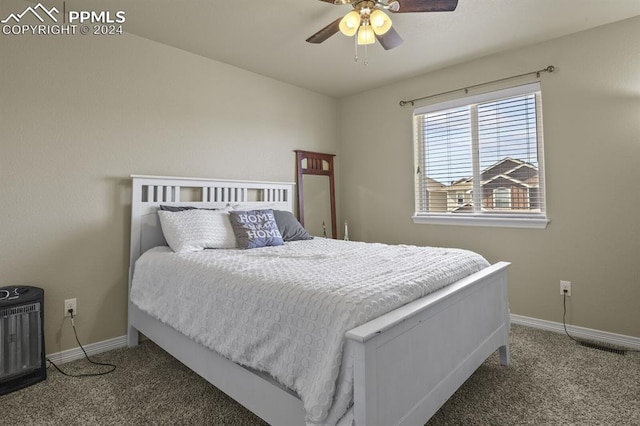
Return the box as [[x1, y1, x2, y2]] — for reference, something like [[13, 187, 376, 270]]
[[399, 65, 555, 107]]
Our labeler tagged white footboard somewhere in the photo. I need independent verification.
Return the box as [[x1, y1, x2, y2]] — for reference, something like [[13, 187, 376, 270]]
[[346, 262, 510, 426]]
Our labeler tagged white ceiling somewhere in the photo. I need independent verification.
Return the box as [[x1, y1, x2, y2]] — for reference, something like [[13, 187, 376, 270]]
[[62, 0, 640, 97]]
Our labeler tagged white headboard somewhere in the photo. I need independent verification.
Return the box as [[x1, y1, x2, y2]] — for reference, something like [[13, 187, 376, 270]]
[[128, 175, 296, 287]]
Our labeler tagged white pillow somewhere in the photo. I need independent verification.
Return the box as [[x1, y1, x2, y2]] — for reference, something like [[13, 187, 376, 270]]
[[157, 209, 236, 253]]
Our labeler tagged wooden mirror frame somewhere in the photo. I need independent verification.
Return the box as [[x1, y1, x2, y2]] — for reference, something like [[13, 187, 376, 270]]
[[294, 150, 337, 239]]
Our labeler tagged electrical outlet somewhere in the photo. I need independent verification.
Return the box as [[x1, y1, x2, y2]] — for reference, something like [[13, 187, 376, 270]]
[[560, 281, 571, 296], [64, 298, 77, 317]]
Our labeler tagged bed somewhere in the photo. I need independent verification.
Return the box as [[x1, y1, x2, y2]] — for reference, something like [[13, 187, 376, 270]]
[[127, 175, 510, 426]]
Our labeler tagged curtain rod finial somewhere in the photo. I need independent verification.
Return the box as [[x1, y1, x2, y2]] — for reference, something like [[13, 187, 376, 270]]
[[546, 65, 555, 73]]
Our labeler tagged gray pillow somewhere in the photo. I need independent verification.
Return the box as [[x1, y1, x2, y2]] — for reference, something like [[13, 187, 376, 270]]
[[273, 210, 313, 241], [228, 210, 284, 249], [160, 205, 219, 212]]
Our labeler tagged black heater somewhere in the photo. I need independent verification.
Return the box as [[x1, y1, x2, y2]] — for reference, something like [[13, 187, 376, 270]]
[[0, 286, 46, 395]]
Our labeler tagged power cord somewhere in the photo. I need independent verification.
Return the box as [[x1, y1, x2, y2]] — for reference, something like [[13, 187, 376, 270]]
[[46, 310, 116, 377], [562, 291, 581, 344], [562, 291, 639, 354]]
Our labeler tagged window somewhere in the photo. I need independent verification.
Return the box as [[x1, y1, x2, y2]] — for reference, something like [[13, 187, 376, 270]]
[[493, 187, 511, 209], [413, 82, 548, 228]]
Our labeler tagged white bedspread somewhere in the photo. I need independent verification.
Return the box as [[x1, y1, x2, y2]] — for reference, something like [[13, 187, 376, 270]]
[[130, 238, 489, 425]]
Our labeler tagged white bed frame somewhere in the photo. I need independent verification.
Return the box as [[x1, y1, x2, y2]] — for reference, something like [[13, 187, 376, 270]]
[[127, 175, 510, 426]]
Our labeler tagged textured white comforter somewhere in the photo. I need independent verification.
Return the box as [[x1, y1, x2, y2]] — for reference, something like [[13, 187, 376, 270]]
[[130, 238, 489, 425]]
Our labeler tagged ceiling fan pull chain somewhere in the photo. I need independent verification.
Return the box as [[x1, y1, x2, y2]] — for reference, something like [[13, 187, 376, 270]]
[[354, 35, 359, 62], [364, 43, 369, 66]]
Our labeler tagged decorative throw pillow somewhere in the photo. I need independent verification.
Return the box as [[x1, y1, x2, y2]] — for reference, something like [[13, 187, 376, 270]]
[[272, 210, 313, 241], [157, 209, 237, 253], [228, 210, 284, 249]]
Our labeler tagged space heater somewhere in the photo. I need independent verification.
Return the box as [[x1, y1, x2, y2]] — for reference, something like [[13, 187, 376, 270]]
[[0, 286, 46, 395]]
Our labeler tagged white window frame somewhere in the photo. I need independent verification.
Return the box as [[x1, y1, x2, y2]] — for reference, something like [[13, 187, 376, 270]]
[[412, 82, 549, 229]]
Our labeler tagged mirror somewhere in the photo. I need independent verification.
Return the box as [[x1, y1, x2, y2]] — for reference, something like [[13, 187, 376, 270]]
[[295, 150, 337, 238], [301, 175, 333, 237]]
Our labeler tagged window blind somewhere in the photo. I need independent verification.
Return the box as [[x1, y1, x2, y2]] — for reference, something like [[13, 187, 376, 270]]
[[414, 82, 546, 220]]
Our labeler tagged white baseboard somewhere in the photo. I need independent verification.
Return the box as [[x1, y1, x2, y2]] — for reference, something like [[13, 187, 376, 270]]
[[46, 335, 128, 365], [511, 314, 640, 351], [45, 316, 639, 365]]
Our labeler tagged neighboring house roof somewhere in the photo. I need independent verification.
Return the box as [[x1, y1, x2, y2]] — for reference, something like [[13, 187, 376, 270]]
[[450, 202, 474, 212], [483, 173, 534, 189], [447, 157, 538, 190], [481, 157, 529, 179], [425, 177, 446, 191]]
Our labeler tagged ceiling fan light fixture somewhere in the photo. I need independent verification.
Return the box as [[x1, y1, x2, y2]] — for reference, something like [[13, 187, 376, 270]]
[[339, 11, 361, 36], [357, 24, 375, 45], [370, 9, 392, 35]]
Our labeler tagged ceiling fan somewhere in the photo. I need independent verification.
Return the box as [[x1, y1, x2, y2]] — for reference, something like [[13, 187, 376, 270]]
[[306, 0, 458, 51]]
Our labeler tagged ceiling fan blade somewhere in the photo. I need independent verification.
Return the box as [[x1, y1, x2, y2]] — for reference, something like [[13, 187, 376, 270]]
[[306, 17, 342, 44], [393, 0, 458, 13], [376, 27, 403, 50]]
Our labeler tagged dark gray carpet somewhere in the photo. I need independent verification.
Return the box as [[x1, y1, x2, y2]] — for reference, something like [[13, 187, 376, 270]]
[[2, 325, 638, 425]]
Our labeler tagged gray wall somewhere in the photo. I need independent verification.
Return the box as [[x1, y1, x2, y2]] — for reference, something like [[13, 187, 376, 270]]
[[338, 16, 640, 338], [1, 28, 338, 353]]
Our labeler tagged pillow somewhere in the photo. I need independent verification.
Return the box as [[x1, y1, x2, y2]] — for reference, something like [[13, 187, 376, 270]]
[[160, 205, 197, 212], [272, 210, 313, 241], [157, 209, 236, 253], [228, 210, 284, 249], [159, 205, 223, 212]]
